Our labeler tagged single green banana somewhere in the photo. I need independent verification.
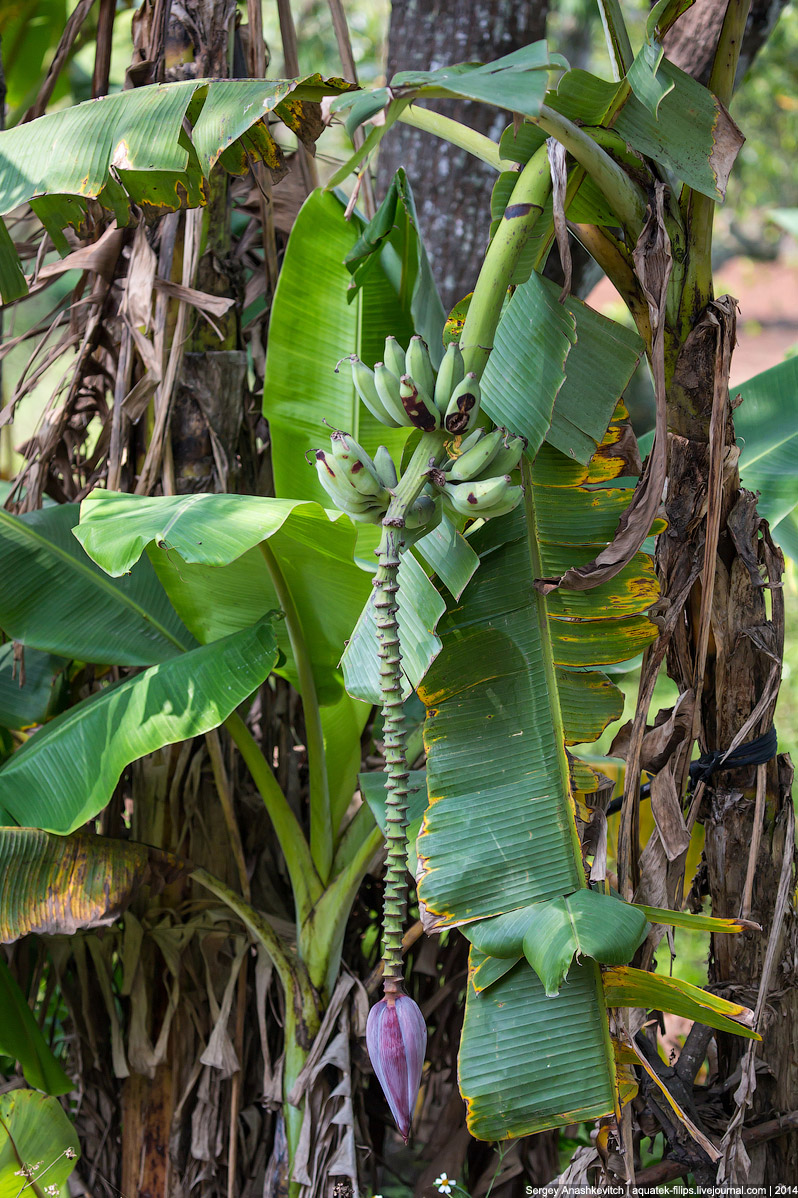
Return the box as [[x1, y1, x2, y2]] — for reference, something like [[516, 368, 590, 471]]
[[468, 485, 524, 520], [345, 356, 401, 429], [433, 342, 465, 414], [374, 445, 398, 489], [311, 445, 371, 510], [443, 372, 481, 435], [448, 426, 505, 482], [474, 434, 527, 480], [329, 431, 389, 501], [384, 336, 407, 380], [399, 374, 440, 431], [439, 473, 511, 517], [405, 335, 437, 401], [374, 363, 411, 426], [404, 493, 437, 530]]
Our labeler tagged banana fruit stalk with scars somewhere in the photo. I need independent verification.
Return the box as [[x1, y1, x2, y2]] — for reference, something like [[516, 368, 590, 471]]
[[312, 336, 527, 1142]]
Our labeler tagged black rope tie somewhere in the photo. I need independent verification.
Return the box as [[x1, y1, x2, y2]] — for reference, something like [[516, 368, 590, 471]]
[[604, 726, 778, 817]]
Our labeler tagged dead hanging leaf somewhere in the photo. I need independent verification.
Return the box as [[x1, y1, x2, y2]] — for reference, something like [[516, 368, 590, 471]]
[[610, 690, 696, 774], [649, 759, 691, 861], [547, 137, 571, 300], [152, 278, 236, 320], [541, 184, 672, 592], [0, 828, 185, 942], [36, 223, 126, 285], [120, 222, 157, 331]]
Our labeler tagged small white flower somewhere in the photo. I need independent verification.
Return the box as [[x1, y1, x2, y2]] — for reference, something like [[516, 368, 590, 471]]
[[434, 1174, 454, 1196], [64, 1148, 77, 1160], [45, 1187, 60, 1195]]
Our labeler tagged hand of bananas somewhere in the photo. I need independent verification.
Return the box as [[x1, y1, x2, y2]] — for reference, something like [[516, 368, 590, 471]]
[[315, 336, 528, 529]]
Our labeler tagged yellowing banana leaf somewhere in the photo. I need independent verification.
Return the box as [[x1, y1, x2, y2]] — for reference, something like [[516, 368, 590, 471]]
[[0, 827, 183, 941], [263, 189, 414, 514], [0, 75, 355, 300], [75, 491, 370, 706], [0, 1090, 79, 1193], [602, 966, 759, 1039], [459, 953, 615, 1139], [633, 904, 758, 934], [416, 402, 658, 1138], [0, 504, 194, 665], [0, 620, 278, 834], [0, 957, 72, 1094]]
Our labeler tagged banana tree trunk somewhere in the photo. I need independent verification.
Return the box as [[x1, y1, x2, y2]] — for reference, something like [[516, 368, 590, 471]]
[[658, 297, 798, 1180]]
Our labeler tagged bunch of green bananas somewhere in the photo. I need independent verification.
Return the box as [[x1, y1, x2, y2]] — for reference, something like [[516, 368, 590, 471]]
[[312, 431, 438, 531], [342, 337, 483, 435], [427, 426, 527, 519]]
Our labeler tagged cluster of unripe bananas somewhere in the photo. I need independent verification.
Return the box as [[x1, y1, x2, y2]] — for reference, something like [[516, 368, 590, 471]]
[[312, 335, 527, 529]]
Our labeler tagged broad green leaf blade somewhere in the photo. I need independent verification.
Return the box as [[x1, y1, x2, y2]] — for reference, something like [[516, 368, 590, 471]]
[[413, 513, 480, 600], [627, 38, 674, 117], [0, 645, 64, 730], [0, 505, 194, 665], [602, 967, 760, 1038], [480, 272, 576, 457], [0, 828, 182, 941], [0, 78, 354, 298], [344, 168, 445, 358], [460, 954, 614, 1139], [0, 621, 278, 834], [324, 691, 371, 832], [521, 890, 648, 995], [0, 1091, 79, 1196], [263, 189, 413, 509], [0, 958, 72, 1094], [471, 954, 520, 992], [341, 551, 445, 705], [76, 491, 369, 706], [390, 42, 558, 117], [734, 356, 798, 559]]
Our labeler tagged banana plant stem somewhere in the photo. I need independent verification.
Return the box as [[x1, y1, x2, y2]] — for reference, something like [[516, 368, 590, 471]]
[[398, 104, 509, 171], [224, 710, 322, 918], [259, 540, 333, 882], [460, 142, 551, 379]]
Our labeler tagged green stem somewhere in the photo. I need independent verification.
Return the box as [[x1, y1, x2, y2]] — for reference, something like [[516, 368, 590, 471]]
[[459, 143, 551, 378], [596, 0, 635, 78], [224, 710, 322, 918], [259, 540, 333, 883], [398, 104, 509, 171]]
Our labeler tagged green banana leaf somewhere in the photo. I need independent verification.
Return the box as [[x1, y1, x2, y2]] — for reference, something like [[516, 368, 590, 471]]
[[0, 644, 65, 730], [734, 356, 798, 560], [344, 168, 446, 363], [0, 828, 183, 941], [501, 63, 742, 203], [0, 76, 355, 300], [0, 1090, 79, 1195], [0, 504, 194, 665], [0, 957, 72, 1094], [263, 188, 414, 512], [75, 491, 370, 706], [0, 620, 278, 834], [416, 402, 658, 1138], [481, 272, 643, 463]]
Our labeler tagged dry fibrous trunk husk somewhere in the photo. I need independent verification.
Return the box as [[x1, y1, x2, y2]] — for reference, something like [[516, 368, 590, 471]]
[[655, 296, 798, 1181]]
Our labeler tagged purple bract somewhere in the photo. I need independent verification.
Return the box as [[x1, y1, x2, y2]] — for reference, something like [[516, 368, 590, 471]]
[[366, 992, 427, 1142]]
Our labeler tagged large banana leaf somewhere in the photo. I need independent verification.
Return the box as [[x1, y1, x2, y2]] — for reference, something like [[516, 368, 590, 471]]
[[263, 188, 417, 510], [0, 620, 278, 833], [0, 828, 183, 941], [0, 1090, 79, 1195], [75, 491, 370, 706], [0, 956, 72, 1094], [0, 76, 354, 300], [734, 356, 798, 560], [0, 644, 65, 730], [0, 504, 194, 665], [416, 402, 659, 1138]]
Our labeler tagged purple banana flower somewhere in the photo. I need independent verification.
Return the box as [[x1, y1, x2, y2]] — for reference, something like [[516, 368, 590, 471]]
[[366, 991, 427, 1142]]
